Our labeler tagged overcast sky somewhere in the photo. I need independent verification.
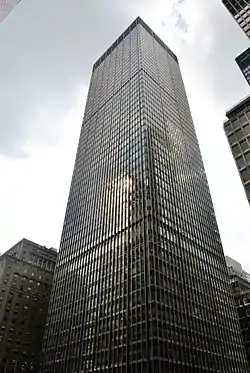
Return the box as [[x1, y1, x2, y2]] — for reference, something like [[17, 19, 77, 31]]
[[0, 0, 250, 270]]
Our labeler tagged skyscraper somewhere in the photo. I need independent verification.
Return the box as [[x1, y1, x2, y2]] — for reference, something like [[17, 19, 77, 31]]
[[236, 47, 250, 86], [224, 95, 250, 204], [41, 17, 248, 373], [222, 0, 250, 38], [0, 0, 21, 23]]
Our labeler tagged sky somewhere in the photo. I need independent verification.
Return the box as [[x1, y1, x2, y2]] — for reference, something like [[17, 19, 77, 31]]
[[0, 0, 250, 270]]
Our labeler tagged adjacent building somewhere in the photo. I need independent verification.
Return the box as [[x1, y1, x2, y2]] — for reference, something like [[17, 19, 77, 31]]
[[41, 17, 249, 373], [224, 95, 250, 204], [236, 47, 250, 86], [226, 256, 250, 284], [0, 0, 22, 23], [226, 256, 250, 367], [222, 1, 250, 85], [222, 0, 250, 38], [0, 239, 57, 373]]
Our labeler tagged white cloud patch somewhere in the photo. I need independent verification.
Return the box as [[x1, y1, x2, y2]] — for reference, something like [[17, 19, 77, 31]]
[[170, 0, 189, 34]]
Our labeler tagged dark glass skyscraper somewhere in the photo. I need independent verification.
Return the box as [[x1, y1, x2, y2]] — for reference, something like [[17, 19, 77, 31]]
[[41, 17, 248, 373], [236, 47, 250, 86]]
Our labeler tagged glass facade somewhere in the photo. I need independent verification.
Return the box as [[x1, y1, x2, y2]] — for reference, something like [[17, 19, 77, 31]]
[[41, 17, 249, 373], [224, 95, 250, 204], [222, 0, 250, 38]]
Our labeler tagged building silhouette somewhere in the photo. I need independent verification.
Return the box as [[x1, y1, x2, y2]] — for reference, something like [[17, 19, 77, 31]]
[[41, 17, 249, 373], [224, 95, 250, 204], [0, 239, 57, 372]]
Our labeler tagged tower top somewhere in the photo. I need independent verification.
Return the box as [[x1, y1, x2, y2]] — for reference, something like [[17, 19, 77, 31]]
[[93, 16, 178, 72]]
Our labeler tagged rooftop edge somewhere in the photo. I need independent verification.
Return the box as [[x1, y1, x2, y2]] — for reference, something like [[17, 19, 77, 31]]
[[92, 16, 178, 72], [225, 94, 250, 119]]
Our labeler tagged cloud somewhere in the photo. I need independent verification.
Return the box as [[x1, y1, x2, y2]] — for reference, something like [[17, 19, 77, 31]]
[[175, 13, 188, 33], [171, 0, 189, 33], [0, 0, 132, 158]]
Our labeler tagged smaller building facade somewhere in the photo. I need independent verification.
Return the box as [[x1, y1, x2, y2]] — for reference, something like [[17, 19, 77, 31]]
[[224, 95, 250, 204], [226, 256, 250, 283], [222, 0, 250, 38], [236, 47, 250, 86], [226, 256, 250, 367], [0, 239, 57, 373]]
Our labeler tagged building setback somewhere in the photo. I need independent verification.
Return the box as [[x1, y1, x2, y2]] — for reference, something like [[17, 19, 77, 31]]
[[224, 95, 250, 204], [0, 239, 57, 373], [236, 47, 250, 86], [222, 0, 250, 38], [226, 256, 250, 368], [41, 17, 248, 373]]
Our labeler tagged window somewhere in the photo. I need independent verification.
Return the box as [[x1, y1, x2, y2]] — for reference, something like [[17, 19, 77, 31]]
[[225, 123, 232, 134], [228, 133, 237, 144], [240, 139, 249, 152], [236, 156, 245, 169], [239, 114, 247, 126], [232, 118, 240, 130], [232, 144, 241, 156], [245, 152, 250, 163], [241, 169, 250, 182], [244, 123, 250, 135], [236, 128, 244, 141], [245, 183, 250, 197]]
